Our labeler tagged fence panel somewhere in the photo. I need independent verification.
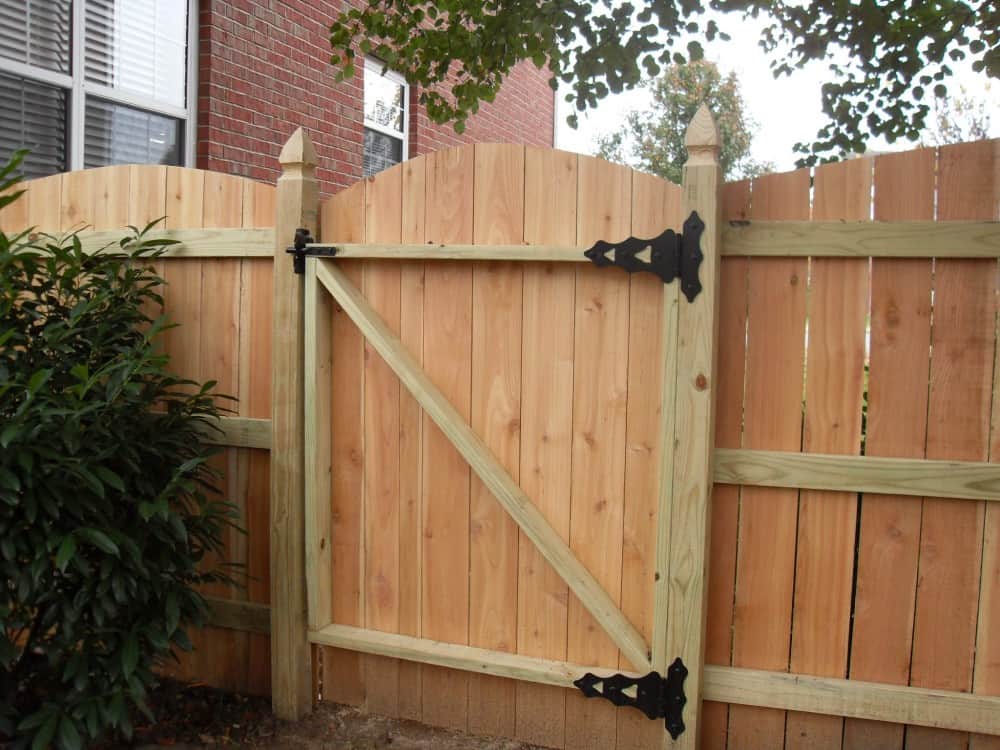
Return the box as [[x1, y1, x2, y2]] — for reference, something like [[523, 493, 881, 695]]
[[1, 164, 276, 695]]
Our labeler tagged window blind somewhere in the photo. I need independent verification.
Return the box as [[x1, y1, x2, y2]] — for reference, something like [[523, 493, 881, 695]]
[[0, 71, 66, 179], [85, 0, 188, 109], [84, 98, 181, 168], [0, 0, 71, 74], [363, 128, 403, 177]]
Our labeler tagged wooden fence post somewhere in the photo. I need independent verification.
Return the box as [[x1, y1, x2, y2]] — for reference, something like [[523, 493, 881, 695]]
[[654, 104, 723, 748], [270, 128, 319, 719]]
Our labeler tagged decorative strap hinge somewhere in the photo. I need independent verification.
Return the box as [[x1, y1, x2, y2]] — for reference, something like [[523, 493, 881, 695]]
[[573, 657, 689, 740], [583, 211, 705, 302], [287, 228, 338, 274]]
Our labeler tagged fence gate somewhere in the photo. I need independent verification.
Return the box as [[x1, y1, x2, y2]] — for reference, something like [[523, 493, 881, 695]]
[[274, 108, 721, 750]]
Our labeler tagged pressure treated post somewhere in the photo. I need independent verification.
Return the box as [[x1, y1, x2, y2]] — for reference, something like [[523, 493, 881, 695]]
[[270, 128, 319, 719], [654, 104, 722, 748]]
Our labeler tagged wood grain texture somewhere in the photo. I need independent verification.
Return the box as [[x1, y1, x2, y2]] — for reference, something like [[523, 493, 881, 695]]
[[972, 138, 1000, 750], [785, 157, 870, 750], [728, 168, 809, 750], [844, 147, 935, 750], [720, 220, 1000, 257], [270, 130, 319, 718], [468, 144, 524, 738], [361, 163, 404, 716], [421, 146, 474, 731], [701, 182, 751, 750], [907, 142, 994, 750], [397, 157, 426, 722], [515, 146, 577, 749], [566, 155, 633, 750], [617, 170, 677, 750], [319, 179, 367, 706]]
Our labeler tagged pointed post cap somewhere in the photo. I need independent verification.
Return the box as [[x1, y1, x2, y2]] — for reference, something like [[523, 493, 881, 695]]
[[685, 104, 720, 165], [279, 127, 318, 168]]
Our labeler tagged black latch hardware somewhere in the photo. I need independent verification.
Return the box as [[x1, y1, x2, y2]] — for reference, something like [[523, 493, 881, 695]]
[[573, 657, 688, 740], [583, 211, 705, 302], [287, 228, 339, 274]]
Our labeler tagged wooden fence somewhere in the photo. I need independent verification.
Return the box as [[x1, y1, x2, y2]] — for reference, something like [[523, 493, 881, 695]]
[[3, 128, 1000, 750]]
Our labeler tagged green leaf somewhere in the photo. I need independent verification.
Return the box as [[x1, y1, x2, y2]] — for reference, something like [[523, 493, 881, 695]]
[[57, 716, 82, 750], [56, 535, 77, 571], [1, 422, 18, 447], [77, 528, 118, 556], [122, 632, 139, 679], [94, 465, 124, 492], [31, 714, 58, 750], [27, 368, 53, 394]]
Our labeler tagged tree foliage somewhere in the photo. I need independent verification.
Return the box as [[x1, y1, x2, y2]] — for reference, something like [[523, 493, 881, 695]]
[[0, 153, 237, 749], [596, 60, 773, 183], [329, 1, 998, 160], [922, 82, 995, 146]]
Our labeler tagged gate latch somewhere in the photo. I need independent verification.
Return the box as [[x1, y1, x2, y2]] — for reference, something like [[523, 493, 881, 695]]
[[287, 228, 338, 274], [573, 657, 688, 740], [583, 211, 705, 302]]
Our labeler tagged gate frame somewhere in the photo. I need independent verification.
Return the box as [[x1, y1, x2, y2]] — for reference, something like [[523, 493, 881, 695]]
[[276, 108, 723, 747]]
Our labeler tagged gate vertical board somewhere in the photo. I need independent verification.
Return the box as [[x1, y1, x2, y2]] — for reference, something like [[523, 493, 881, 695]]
[[842, 149, 935, 750], [420, 146, 475, 731], [973, 139, 1000, 750], [515, 146, 578, 749], [907, 142, 995, 750], [270, 129, 318, 719], [362, 164, 404, 717], [728, 166, 810, 749], [468, 143, 525, 737], [700, 177, 750, 750], [397, 157, 427, 722], [565, 154, 633, 750], [320, 179, 367, 706], [784, 158, 871, 750], [617, 170, 681, 750]]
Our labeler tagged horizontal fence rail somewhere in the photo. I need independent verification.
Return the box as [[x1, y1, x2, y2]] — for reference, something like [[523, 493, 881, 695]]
[[208, 417, 1000, 503], [16, 222, 997, 260]]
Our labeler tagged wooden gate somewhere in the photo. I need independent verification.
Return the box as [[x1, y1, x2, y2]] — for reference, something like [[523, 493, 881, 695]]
[[279, 109, 722, 749]]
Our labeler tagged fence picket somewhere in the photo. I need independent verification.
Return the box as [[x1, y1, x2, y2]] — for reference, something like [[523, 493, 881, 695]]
[[515, 146, 578, 749], [729, 169, 809, 750]]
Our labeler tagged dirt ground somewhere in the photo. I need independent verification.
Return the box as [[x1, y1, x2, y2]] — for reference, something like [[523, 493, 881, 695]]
[[118, 679, 544, 750]]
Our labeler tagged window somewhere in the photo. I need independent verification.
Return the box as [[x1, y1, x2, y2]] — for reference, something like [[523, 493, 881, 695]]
[[363, 59, 408, 177], [0, 0, 196, 179]]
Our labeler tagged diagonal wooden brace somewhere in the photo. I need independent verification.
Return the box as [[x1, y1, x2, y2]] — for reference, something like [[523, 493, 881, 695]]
[[313, 258, 652, 671]]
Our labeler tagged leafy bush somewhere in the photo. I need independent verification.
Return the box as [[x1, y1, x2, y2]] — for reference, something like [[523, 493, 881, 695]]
[[0, 153, 238, 749]]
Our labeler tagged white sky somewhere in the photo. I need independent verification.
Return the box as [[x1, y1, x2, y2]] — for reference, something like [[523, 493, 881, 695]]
[[554, 14, 999, 171]]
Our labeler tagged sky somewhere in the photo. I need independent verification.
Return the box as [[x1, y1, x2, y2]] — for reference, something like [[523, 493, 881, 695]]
[[553, 13, 999, 172]]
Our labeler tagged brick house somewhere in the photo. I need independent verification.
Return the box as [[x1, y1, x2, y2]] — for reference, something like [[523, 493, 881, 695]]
[[0, 0, 555, 194]]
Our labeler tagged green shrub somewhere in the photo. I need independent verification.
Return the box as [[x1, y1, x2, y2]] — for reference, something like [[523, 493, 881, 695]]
[[0, 153, 238, 749]]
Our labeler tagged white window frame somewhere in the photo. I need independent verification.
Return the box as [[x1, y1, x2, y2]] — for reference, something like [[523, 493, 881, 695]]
[[0, 0, 198, 171], [363, 57, 409, 170]]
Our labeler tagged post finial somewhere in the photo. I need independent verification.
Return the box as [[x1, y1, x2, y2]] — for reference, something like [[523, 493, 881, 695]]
[[684, 104, 720, 166], [279, 127, 318, 168]]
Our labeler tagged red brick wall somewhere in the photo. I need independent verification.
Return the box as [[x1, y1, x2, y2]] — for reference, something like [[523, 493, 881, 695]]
[[196, 1, 555, 195]]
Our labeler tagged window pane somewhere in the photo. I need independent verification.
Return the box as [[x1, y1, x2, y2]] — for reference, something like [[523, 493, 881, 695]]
[[85, 0, 188, 109], [0, 71, 66, 178], [84, 98, 181, 168], [363, 128, 403, 177], [364, 67, 405, 133], [0, 0, 71, 74]]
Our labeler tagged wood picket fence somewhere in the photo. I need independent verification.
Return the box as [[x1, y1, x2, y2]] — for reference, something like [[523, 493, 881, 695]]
[[3, 121, 1000, 750]]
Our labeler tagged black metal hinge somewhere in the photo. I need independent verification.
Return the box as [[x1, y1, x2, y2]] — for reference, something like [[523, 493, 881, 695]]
[[583, 211, 705, 302], [287, 228, 338, 274], [573, 657, 689, 740]]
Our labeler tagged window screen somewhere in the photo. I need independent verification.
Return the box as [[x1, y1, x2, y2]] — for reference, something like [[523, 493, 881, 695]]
[[363, 128, 403, 178], [0, 0, 71, 74], [84, 98, 182, 168], [0, 71, 67, 179], [85, 0, 188, 108]]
